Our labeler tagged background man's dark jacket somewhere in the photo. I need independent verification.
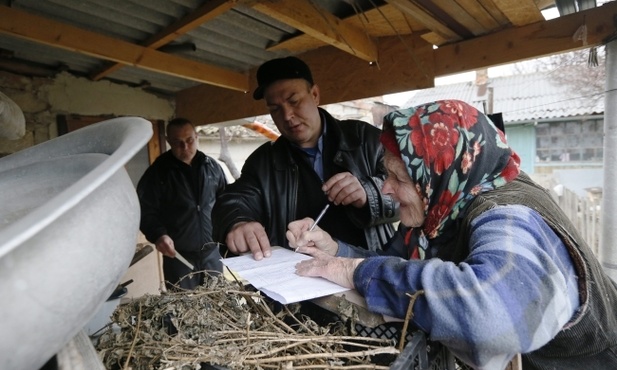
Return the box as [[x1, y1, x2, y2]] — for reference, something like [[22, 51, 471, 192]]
[[138, 150, 227, 254]]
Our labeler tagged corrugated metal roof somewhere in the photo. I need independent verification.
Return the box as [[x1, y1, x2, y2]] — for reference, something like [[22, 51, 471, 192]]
[[1, 0, 210, 94], [0, 0, 316, 95], [0, 0, 391, 96], [404, 71, 605, 123]]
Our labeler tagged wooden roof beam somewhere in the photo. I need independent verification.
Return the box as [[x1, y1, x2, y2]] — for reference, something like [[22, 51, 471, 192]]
[[90, 0, 235, 81], [176, 34, 435, 125], [433, 0, 617, 76], [268, 4, 418, 54], [0, 5, 248, 92], [251, 0, 378, 62]]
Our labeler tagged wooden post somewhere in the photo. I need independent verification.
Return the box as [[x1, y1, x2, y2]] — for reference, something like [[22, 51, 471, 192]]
[[505, 354, 523, 370]]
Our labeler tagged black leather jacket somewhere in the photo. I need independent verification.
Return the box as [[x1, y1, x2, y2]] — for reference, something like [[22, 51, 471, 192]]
[[213, 108, 398, 251], [137, 150, 227, 253]]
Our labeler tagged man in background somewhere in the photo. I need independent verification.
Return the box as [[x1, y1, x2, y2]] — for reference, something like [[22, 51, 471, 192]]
[[138, 118, 227, 290], [212, 56, 398, 260]]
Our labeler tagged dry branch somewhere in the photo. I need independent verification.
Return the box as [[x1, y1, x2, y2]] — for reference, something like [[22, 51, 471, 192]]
[[95, 275, 399, 369]]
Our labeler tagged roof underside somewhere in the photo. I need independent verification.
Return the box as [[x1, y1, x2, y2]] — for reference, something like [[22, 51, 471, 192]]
[[0, 0, 614, 123]]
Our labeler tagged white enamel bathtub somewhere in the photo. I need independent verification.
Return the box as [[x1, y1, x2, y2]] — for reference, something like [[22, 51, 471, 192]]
[[0, 117, 152, 370]]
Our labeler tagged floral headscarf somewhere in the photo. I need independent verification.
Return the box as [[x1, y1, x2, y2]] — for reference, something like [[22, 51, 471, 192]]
[[380, 100, 520, 260]]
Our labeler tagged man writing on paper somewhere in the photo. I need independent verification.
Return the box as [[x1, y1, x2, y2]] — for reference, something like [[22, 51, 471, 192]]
[[212, 56, 399, 260]]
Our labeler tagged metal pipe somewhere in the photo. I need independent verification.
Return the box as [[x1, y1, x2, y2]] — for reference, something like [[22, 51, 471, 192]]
[[599, 38, 617, 281]]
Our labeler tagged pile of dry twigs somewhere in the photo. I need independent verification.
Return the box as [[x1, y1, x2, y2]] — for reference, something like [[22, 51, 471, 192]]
[[95, 275, 399, 369]]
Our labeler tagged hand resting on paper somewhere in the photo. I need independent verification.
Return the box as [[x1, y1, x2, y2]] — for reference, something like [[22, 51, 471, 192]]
[[226, 221, 272, 260], [287, 217, 363, 289]]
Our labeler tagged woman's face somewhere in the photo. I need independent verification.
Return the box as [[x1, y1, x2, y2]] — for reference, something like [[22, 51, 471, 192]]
[[382, 151, 426, 227]]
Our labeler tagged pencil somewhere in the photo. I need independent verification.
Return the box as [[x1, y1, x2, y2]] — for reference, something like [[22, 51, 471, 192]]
[[309, 203, 330, 231]]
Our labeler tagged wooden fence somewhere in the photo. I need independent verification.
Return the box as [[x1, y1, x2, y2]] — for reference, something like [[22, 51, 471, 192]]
[[551, 187, 602, 255]]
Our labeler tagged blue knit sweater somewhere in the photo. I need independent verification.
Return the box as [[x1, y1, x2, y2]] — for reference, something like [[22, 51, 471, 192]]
[[337, 204, 580, 369]]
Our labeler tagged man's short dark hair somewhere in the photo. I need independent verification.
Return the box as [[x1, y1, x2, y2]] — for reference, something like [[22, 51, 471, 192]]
[[253, 56, 314, 100], [166, 117, 194, 136]]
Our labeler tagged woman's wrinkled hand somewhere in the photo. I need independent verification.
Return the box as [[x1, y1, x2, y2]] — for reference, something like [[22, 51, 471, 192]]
[[295, 250, 363, 289], [286, 218, 338, 256]]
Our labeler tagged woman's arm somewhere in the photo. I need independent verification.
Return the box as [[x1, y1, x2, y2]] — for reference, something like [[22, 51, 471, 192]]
[[354, 205, 579, 368]]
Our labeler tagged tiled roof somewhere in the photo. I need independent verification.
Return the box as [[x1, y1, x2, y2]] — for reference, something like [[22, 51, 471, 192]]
[[404, 72, 604, 123]]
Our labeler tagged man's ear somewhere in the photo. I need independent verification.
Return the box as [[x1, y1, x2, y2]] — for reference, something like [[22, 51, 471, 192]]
[[311, 84, 320, 105]]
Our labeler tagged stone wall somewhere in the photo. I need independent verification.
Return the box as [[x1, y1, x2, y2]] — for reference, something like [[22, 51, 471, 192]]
[[0, 70, 175, 157]]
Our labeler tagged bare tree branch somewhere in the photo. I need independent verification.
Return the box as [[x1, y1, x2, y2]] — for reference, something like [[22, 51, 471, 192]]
[[511, 47, 606, 104], [217, 127, 241, 180]]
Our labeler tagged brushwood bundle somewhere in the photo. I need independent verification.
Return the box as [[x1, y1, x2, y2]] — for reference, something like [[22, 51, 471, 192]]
[[95, 275, 399, 369]]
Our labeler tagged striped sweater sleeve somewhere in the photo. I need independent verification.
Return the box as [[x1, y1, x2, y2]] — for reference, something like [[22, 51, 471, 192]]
[[353, 205, 579, 369]]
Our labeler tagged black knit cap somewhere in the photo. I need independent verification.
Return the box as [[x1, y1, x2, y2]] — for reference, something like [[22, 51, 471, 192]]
[[252, 56, 314, 100]]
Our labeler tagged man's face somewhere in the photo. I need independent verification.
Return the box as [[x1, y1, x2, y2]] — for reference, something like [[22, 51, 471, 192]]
[[166, 123, 198, 165], [264, 79, 322, 148]]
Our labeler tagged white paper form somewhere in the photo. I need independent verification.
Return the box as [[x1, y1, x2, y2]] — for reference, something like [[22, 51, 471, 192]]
[[221, 248, 350, 304]]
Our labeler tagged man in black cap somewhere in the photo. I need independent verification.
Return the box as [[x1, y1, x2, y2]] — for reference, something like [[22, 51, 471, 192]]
[[213, 56, 398, 260]]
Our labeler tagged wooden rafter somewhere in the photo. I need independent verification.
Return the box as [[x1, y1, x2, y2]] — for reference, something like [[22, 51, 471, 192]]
[[0, 0, 614, 109], [268, 4, 422, 53], [0, 5, 249, 92], [90, 0, 235, 81], [251, 0, 378, 62], [433, 1, 616, 75], [177, 1, 617, 125]]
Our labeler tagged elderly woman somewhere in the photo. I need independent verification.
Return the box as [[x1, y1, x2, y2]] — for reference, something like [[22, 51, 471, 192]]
[[287, 100, 617, 370]]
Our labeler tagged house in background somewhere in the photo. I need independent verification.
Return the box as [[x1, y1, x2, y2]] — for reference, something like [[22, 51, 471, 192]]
[[402, 70, 605, 176]]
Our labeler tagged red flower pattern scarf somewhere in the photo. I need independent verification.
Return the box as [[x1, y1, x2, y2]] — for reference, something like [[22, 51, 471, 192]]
[[380, 100, 521, 260]]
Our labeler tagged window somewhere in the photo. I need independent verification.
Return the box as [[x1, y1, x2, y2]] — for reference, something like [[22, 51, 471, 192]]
[[535, 118, 603, 162]]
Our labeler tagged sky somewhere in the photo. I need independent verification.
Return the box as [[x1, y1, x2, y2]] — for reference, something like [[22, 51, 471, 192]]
[[383, 7, 561, 107]]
